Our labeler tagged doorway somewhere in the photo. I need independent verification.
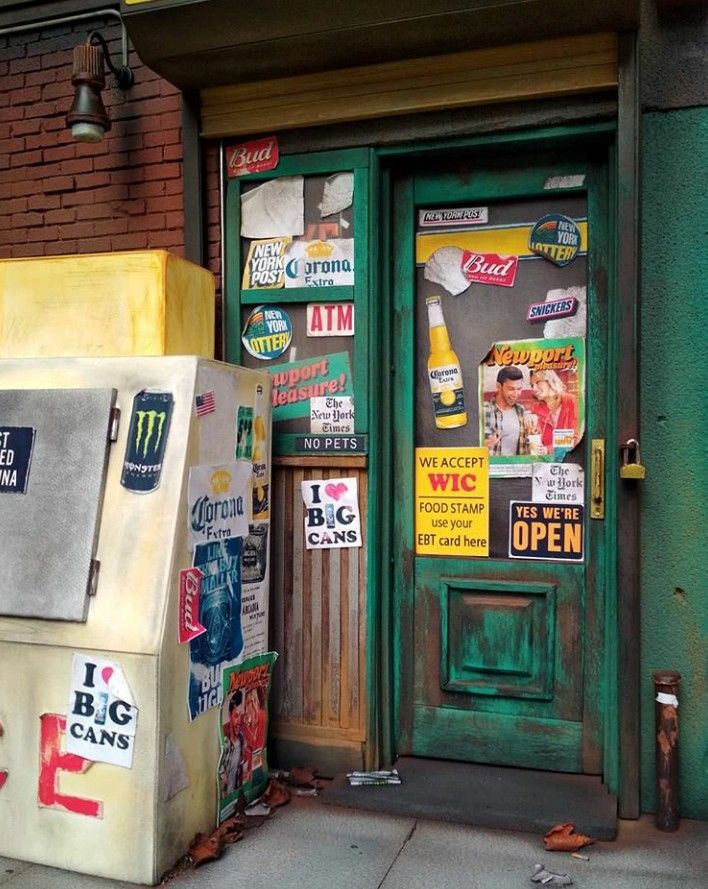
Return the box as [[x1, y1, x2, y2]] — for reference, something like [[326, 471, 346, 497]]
[[390, 148, 613, 776]]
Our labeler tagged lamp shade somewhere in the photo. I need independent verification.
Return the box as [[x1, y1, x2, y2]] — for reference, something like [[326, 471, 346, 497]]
[[66, 41, 110, 141]]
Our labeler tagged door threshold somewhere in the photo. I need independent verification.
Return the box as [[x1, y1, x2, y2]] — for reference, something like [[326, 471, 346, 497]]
[[321, 756, 617, 840]]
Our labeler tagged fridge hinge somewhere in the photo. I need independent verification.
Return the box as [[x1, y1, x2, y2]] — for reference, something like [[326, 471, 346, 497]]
[[109, 407, 121, 442], [88, 559, 100, 596]]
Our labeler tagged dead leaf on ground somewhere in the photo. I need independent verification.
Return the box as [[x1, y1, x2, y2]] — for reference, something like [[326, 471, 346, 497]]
[[188, 834, 223, 866], [287, 767, 317, 786], [543, 822, 595, 851], [262, 778, 291, 808]]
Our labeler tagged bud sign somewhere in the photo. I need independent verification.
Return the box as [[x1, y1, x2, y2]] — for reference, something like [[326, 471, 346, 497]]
[[461, 251, 518, 287], [226, 136, 279, 178], [179, 567, 207, 643]]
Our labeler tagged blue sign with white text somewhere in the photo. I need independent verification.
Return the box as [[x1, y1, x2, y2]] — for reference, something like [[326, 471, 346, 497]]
[[0, 426, 36, 493]]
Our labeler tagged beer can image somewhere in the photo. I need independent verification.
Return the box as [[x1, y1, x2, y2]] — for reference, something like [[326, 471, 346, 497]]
[[94, 692, 109, 725], [241, 524, 269, 584]]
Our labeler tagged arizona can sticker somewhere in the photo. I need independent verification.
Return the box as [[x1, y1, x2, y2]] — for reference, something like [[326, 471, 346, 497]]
[[0, 426, 35, 494], [529, 214, 581, 266], [121, 391, 173, 493], [241, 305, 292, 360]]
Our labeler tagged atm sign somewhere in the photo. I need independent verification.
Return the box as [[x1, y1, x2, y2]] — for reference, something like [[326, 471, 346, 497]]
[[508, 501, 584, 562]]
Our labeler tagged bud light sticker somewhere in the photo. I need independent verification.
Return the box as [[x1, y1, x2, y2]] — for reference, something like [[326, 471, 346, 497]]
[[188, 462, 251, 548], [179, 567, 207, 644], [66, 654, 138, 769], [188, 536, 244, 720], [0, 426, 35, 494], [301, 477, 362, 550], [121, 391, 173, 493], [226, 136, 279, 178], [529, 214, 581, 266], [241, 305, 293, 360]]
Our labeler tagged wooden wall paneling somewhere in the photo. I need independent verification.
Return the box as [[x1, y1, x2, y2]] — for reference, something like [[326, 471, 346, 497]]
[[200, 34, 618, 137], [270, 464, 368, 755]]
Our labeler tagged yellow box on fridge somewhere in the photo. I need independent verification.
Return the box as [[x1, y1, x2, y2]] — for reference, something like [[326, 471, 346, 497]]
[[0, 250, 215, 358]]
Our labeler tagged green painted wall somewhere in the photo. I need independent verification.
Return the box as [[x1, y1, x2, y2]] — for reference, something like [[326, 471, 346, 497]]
[[640, 107, 708, 820]]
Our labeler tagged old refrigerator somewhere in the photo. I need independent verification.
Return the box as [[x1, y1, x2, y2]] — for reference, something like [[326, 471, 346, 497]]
[[0, 355, 272, 883]]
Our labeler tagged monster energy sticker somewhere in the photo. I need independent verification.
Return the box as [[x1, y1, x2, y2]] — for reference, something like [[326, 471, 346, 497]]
[[121, 391, 174, 493]]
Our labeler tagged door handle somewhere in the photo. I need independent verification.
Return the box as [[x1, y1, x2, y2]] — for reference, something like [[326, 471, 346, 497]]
[[591, 439, 605, 519]]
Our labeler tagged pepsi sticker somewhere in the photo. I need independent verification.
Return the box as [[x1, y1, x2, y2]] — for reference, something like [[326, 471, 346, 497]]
[[529, 214, 581, 266], [242, 305, 293, 360]]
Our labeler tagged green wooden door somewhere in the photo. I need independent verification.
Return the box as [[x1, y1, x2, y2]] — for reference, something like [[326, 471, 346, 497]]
[[392, 151, 611, 773]]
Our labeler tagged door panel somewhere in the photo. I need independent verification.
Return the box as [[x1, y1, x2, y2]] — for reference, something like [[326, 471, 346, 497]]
[[393, 153, 608, 774]]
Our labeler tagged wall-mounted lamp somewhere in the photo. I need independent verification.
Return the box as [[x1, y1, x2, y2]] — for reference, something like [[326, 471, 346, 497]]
[[66, 31, 134, 143]]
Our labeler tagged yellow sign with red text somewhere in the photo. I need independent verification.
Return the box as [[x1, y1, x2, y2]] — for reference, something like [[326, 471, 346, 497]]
[[415, 448, 489, 557]]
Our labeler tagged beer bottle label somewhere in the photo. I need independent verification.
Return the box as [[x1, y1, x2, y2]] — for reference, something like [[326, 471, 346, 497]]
[[429, 364, 465, 417]]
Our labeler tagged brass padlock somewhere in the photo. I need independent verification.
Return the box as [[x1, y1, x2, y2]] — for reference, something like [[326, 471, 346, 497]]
[[619, 438, 646, 480]]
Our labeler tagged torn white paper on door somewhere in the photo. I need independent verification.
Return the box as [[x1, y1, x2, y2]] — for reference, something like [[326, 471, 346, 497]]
[[241, 176, 304, 239], [321, 172, 354, 217], [424, 246, 470, 296], [543, 286, 586, 338]]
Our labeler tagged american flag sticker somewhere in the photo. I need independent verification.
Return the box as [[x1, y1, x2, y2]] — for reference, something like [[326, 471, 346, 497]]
[[195, 390, 216, 417]]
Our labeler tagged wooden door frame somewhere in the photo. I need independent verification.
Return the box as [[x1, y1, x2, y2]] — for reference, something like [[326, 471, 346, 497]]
[[374, 121, 632, 801]]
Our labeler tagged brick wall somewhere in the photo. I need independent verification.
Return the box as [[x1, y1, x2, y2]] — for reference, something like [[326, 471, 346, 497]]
[[0, 20, 185, 259], [204, 140, 222, 357]]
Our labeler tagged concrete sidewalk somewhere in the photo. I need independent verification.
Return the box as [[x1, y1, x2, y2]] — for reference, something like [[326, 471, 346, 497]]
[[1, 797, 706, 889]]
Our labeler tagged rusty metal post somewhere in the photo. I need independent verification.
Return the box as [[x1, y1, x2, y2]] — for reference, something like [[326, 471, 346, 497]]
[[651, 670, 681, 831]]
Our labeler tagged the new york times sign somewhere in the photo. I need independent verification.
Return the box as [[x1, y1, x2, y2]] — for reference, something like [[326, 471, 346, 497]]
[[121, 391, 174, 493]]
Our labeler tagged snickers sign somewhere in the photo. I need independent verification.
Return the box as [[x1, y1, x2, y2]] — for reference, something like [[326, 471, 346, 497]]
[[226, 137, 279, 178], [527, 296, 579, 323]]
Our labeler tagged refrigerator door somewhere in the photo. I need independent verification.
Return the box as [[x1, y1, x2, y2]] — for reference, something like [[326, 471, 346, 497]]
[[0, 387, 116, 621]]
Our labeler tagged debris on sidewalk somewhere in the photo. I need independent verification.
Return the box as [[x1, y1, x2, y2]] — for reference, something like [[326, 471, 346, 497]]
[[347, 769, 402, 786], [180, 778, 291, 872], [544, 822, 595, 851], [530, 863, 574, 885], [570, 852, 590, 861], [262, 777, 291, 808], [270, 766, 327, 795], [245, 800, 271, 817]]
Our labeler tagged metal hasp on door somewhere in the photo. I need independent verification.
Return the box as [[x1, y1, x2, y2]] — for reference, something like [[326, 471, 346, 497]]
[[0, 388, 117, 621]]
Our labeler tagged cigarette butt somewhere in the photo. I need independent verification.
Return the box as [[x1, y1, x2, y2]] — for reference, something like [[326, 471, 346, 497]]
[[571, 852, 589, 861]]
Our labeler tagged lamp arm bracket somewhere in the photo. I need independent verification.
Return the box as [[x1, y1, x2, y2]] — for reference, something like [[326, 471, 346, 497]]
[[87, 30, 134, 90]]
